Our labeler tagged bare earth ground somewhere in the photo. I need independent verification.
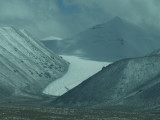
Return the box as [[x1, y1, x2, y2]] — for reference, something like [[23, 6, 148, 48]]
[[0, 96, 160, 120], [0, 105, 160, 120]]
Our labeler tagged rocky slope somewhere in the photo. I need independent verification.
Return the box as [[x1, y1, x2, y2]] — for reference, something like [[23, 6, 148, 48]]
[[0, 27, 69, 98], [42, 16, 160, 62], [53, 51, 160, 111]]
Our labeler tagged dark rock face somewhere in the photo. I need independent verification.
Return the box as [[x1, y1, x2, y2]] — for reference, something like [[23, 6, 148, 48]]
[[41, 40, 63, 54], [53, 54, 160, 110], [0, 27, 69, 98], [42, 16, 160, 62]]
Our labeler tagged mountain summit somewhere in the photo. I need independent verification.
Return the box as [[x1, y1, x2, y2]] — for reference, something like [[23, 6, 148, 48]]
[[42, 17, 160, 62], [106, 16, 124, 25]]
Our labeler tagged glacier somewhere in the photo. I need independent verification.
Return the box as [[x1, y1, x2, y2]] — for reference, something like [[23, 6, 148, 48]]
[[43, 55, 110, 96]]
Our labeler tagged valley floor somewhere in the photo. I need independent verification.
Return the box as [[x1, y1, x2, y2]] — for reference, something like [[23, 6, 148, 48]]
[[0, 105, 160, 120]]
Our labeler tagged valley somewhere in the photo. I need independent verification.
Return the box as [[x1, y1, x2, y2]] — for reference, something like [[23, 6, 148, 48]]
[[1, 1, 160, 119], [43, 55, 110, 96]]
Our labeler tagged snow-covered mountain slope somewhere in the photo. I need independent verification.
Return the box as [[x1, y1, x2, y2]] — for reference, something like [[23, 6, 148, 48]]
[[0, 27, 69, 98], [43, 55, 110, 96], [53, 52, 160, 110], [41, 36, 63, 41], [43, 16, 160, 62]]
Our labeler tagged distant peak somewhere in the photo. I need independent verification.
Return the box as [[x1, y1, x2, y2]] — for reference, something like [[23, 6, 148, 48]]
[[111, 16, 123, 22], [113, 16, 121, 19], [104, 16, 125, 26]]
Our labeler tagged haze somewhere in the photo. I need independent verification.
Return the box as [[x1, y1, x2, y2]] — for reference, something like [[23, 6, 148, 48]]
[[0, 0, 160, 39]]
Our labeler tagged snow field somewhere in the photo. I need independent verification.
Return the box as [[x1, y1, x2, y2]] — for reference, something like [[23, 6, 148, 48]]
[[43, 55, 110, 96]]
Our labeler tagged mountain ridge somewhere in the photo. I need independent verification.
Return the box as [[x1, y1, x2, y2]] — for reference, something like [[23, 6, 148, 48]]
[[52, 52, 160, 111], [0, 27, 69, 98], [42, 16, 160, 62]]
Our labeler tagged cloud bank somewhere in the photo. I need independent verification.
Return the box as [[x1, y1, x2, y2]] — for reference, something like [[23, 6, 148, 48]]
[[0, 0, 160, 38]]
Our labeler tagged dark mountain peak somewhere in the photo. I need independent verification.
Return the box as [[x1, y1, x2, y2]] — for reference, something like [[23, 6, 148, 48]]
[[112, 16, 122, 21], [107, 16, 124, 25], [90, 16, 123, 30]]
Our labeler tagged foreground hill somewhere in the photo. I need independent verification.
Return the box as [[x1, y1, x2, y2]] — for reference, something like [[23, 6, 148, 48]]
[[0, 27, 69, 98], [42, 16, 160, 62], [53, 50, 160, 111]]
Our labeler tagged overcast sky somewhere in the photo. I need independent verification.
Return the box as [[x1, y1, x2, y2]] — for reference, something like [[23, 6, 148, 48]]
[[0, 0, 160, 39]]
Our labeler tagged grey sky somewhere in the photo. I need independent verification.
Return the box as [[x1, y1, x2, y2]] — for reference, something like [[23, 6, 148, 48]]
[[0, 0, 159, 39]]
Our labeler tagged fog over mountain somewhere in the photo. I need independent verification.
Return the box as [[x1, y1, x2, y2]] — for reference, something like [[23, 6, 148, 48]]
[[1, 0, 160, 119], [1, 0, 160, 39], [42, 16, 160, 62]]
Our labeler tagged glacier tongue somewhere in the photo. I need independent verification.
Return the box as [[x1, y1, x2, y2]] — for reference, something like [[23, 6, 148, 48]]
[[43, 55, 110, 96], [0, 27, 69, 97]]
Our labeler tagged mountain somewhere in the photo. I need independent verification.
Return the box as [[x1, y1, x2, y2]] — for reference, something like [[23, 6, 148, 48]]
[[53, 51, 160, 111], [41, 39, 63, 54], [40, 36, 63, 53], [42, 16, 160, 62], [0, 27, 69, 98]]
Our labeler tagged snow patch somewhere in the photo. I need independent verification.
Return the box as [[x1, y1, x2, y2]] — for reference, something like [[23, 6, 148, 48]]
[[41, 36, 63, 41]]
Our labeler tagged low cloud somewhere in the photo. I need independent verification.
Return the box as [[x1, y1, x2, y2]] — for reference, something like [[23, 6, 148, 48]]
[[0, 0, 160, 39], [64, 0, 160, 29]]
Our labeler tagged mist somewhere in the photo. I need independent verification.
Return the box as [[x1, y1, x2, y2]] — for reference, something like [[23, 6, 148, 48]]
[[0, 0, 160, 39]]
